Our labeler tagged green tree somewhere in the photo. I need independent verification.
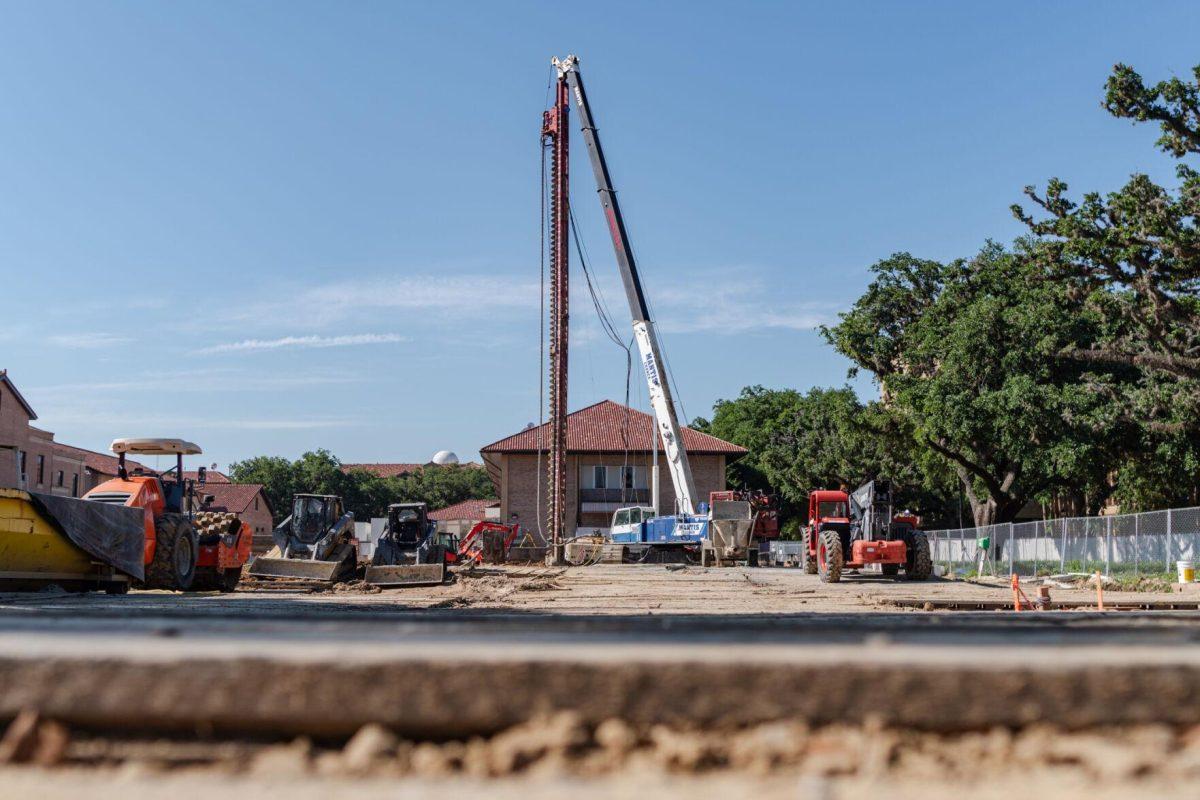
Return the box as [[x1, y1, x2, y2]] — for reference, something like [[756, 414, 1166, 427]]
[[825, 246, 1129, 526], [227, 455, 295, 524], [1014, 62, 1200, 397], [699, 385, 957, 526], [229, 451, 497, 524]]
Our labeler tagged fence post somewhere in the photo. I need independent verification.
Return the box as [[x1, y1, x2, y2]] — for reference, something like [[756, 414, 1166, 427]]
[[1059, 519, 1067, 574], [1008, 522, 1014, 577], [1167, 510, 1174, 573], [1105, 515, 1112, 576], [1134, 513, 1140, 577]]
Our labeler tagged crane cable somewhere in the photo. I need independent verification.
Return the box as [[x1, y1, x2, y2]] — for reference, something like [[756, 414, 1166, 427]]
[[568, 205, 636, 507]]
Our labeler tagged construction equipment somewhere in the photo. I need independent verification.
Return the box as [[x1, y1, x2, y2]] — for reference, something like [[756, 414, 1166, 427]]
[[0, 437, 253, 593], [363, 502, 450, 587], [548, 55, 713, 559], [803, 481, 932, 583], [458, 520, 521, 565], [249, 494, 358, 584], [192, 511, 251, 592], [701, 495, 760, 567], [0, 488, 140, 593]]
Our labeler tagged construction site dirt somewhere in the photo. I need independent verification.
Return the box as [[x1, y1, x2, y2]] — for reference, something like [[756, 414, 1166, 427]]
[[3, 565, 1200, 798]]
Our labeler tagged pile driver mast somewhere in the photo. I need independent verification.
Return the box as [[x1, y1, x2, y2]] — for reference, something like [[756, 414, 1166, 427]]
[[551, 54, 698, 516], [541, 69, 570, 563]]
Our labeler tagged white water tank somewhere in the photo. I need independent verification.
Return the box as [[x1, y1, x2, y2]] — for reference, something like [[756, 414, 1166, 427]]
[[431, 450, 459, 465]]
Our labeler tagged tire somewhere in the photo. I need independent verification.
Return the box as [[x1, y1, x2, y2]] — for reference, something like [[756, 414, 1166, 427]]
[[218, 567, 242, 593], [145, 514, 198, 591], [904, 530, 933, 581], [817, 530, 843, 583], [881, 563, 901, 577], [803, 545, 819, 574]]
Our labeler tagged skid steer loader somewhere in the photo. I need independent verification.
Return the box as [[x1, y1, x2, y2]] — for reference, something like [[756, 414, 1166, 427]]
[[364, 502, 452, 587], [248, 494, 359, 583]]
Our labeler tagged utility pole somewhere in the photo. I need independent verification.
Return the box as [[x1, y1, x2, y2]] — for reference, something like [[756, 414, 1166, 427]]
[[542, 71, 570, 565]]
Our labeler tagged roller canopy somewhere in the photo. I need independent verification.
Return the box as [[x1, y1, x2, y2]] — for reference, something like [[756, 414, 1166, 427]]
[[28, 492, 146, 581], [111, 438, 202, 456]]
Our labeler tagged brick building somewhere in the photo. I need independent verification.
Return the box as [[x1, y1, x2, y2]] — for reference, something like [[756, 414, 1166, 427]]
[[1, 371, 87, 497], [428, 498, 500, 535], [199, 482, 275, 555], [480, 400, 746, 539]]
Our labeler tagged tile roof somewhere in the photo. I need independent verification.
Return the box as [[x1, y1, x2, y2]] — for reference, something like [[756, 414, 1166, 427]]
[[54, 443, 150, 476], [183, 470, 231, 483], [428, 498, 499, 521], [342, 463, 426, 479], [199, 483, 270, 516], [480, 400, 747, 456]]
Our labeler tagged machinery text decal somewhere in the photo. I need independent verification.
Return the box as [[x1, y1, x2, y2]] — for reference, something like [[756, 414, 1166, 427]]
[[642, 351, 660, 387]]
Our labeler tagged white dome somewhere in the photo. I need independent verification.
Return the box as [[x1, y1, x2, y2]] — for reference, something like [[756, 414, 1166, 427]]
[[431, 450, 459, 465]]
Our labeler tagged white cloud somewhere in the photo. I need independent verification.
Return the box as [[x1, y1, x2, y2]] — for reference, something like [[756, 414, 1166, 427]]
[[196, 333, 407, 355], [220, 275, 540, 331], [47, 332, 135, 349], [27, 371, 362, 394]]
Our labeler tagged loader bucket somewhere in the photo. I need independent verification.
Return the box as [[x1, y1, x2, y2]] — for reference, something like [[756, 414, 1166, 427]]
[[363, 562, 445, 588], [247, 542, 357, 584], [0, 489, 140, 592]]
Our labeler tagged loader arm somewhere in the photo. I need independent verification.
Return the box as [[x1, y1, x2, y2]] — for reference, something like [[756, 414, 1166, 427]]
[[553, 55, 698, 515]]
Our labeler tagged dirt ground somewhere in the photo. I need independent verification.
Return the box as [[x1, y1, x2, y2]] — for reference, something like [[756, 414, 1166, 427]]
[[239, 562, 1194, 615], [3, 563, 1199, 798]]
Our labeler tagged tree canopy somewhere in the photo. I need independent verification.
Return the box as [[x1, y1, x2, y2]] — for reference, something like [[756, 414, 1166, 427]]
[[228, 450, 495, 524]]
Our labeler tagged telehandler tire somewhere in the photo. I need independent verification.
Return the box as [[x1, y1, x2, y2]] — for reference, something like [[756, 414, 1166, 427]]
[[803, 537, 819, 574], [145, 514, 198, 591], [904, 530, 933, 581], [817, 530, 843, 583]]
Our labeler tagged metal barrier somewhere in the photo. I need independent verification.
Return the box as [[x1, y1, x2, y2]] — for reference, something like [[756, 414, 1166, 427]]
[[926, 505, 1200, 578]]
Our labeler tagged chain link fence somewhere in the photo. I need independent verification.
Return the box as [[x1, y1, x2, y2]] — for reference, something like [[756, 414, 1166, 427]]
[[926, 505, 1200, 578]]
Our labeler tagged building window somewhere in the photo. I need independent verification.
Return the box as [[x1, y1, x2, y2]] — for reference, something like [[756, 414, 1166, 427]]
[[592, 465, 607, 489], [36, 455, 45, 485], [18, 451, 27, 481], [72, 474, 79, 497], [56, 470, 64, 487], [254, 496, 259, 511]]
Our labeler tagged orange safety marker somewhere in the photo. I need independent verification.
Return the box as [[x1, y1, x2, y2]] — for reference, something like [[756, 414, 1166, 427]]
[[1095, 570, 1105, 611], [1010, 573, 1032, 611]]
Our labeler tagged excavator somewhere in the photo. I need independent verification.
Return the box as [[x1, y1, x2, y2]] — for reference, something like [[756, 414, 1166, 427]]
[[0, 438, 251, 593]]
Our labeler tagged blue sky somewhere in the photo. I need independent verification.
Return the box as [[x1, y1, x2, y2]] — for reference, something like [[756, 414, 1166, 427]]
[[1, 1, 1197, 471]]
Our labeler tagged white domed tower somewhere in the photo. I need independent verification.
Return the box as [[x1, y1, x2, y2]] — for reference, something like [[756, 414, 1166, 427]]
[[431, 450, 459, 465]]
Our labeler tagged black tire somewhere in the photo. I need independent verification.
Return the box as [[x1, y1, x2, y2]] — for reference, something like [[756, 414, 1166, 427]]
[[145, 514, 198, 591], [219, 567, 242, 593], [104, 582, 130, 595], [904, 530, 933, 581], [817, 530, 843, 583], [803, 546, 819, 574], [881, 563, 901, 577]]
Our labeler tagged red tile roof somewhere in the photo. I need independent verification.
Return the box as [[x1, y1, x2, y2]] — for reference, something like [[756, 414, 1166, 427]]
[[183, 470, 230, 483], [480, 400, 747, 456], [54, 443, 150, 476], [342, 463, 426, 479], [428, 499, 498, 522], [200, 483, 270, 516]]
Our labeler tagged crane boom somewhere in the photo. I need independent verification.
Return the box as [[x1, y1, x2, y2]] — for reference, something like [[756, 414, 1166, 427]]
[[553, 54, 698, 516]]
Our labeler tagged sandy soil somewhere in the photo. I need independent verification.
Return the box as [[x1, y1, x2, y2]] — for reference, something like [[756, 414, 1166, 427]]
[[231, 562, 1192, 615]]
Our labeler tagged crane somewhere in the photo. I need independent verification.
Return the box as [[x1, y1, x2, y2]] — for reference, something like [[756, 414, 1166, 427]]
[[551, 54, 699, 518]]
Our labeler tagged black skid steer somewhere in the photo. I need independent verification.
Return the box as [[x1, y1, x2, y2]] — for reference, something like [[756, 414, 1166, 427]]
[[248, 494, 358, 584]]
